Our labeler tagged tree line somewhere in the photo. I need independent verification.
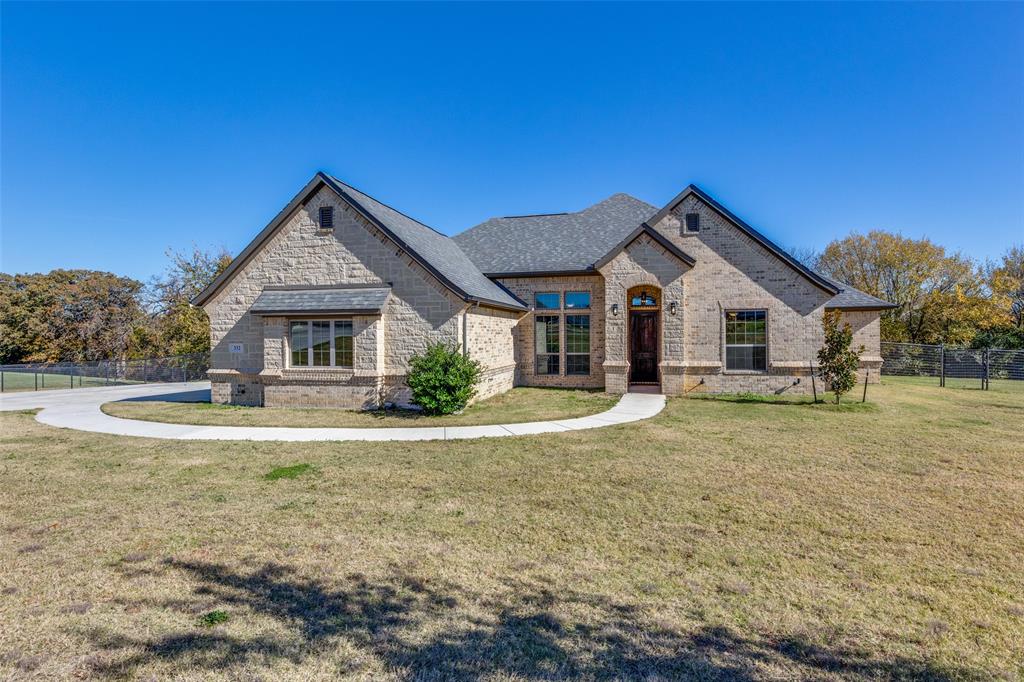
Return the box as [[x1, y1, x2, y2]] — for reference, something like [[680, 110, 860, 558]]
[[0, 248, 231, 364], [811, 234, 1023, 348], [0, 232, 1021, 365]]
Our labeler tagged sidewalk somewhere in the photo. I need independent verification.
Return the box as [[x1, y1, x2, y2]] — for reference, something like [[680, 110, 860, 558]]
[[0, 381, 666, 442]]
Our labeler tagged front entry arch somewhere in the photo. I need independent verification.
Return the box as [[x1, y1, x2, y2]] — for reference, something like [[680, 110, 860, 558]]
[[627, 286, 660, 385]]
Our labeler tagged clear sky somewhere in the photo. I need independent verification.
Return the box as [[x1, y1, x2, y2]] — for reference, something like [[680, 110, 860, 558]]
[[2, 2, 1022, 282]]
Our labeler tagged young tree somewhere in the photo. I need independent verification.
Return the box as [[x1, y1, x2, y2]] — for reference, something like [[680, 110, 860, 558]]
[[817, 310, 863, 404]]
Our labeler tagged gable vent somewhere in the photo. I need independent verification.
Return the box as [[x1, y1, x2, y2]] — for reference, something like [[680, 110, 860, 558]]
[[319, 206, 334, 229], [685, 212, 700, 233]]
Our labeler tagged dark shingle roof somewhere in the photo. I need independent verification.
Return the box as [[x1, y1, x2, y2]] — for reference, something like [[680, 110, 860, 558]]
[[250, 287, 391, 315], [819, 275, 897, 310], [322, 175, 525, 310], [453, 193, 659, 275]]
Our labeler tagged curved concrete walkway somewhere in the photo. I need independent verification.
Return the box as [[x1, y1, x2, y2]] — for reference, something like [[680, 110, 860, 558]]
[[0, 381, 666, 442]]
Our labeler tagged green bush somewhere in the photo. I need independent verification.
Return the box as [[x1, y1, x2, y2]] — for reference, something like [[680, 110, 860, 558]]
[[406, 342, 482, 415], [817, 310, 864, 404]]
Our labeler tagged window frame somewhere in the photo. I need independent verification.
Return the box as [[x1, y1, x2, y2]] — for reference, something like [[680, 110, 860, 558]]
[[565, 314, 591, 376], [288, 318, 354, 369], [534, 292, 560, 310], [564, 291, 591, 310], [534, 314, 560, 375], [723, 309, 768, 373]]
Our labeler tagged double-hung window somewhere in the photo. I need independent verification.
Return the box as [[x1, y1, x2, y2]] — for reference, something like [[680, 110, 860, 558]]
[[724, 310, 767, 371], [535, 315, 560, 375], [565, 315, 590, 375], [290, 320, 353, 368]]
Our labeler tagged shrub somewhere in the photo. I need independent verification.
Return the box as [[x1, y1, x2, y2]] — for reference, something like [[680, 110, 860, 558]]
[[817, 310, 864, 404], [406, 342, 482, 415]]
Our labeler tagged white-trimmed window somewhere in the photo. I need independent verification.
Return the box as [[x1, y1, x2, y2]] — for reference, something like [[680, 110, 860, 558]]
[[290, 320, 353, 368], [725, 310, 767, 371]]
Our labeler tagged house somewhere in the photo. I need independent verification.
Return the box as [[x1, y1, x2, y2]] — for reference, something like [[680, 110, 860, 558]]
[[193, 172, 894, 408]]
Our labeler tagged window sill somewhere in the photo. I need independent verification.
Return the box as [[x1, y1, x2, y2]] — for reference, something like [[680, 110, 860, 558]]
[[722, 370, 768, 376], [285, 367, 355, 372]]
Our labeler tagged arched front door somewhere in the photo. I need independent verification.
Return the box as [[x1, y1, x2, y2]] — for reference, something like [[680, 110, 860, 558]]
[[627, 286, 660, 384]]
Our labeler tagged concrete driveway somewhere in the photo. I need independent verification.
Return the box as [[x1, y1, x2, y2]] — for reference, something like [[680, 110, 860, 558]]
[[0, 381, 666, 442]]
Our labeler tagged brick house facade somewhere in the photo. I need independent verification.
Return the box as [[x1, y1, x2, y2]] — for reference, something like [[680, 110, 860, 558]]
[[194, 172, 893, 408]]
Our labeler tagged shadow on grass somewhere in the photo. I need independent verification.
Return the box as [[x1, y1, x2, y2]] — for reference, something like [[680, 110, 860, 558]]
[[688, 392, 877, 411], [84, 559, 980, 680]]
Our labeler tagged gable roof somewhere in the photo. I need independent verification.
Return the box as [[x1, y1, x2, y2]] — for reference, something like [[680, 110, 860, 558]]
[[643, 184, 839, 295], [193, 173, 525, 311], [453, 193, 659, 276], [592, 224, 696, 270]]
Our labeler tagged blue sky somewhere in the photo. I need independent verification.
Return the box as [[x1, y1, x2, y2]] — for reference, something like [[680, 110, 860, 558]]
[[2, 2, 1022, 282]]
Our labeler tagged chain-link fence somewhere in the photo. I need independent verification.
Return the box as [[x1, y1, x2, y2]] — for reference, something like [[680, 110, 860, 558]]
[[0, 353, 209, 393], [881, 342, 1024, 389]]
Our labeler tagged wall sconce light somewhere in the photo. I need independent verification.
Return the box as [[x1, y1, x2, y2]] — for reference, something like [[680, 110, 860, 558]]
[[669, 301, 678, 315], [611, 303, 620, 316]]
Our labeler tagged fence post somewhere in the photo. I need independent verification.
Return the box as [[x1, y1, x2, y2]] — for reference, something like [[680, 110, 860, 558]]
[[35, 371, 38, 391], [939, 344, 945, 387], [143, 359, 148, 383], [984, 349, 990, 391], [0, 371, 3, 393]]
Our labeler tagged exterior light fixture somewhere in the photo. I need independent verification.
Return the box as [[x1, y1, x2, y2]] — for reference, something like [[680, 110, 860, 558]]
[[611, 303, 619, 316], [670, 301, 678, 315]]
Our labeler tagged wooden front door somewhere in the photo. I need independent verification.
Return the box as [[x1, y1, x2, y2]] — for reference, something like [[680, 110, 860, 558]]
[[629, 311, 659, 383]]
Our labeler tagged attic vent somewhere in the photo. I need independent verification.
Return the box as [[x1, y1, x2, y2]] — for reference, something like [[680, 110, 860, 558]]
[[685, 213, 700, 233], [318, 206, 334, 229]]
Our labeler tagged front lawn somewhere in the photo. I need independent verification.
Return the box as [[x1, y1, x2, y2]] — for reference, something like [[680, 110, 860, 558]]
[[1, 378, 1021, 679], [100, 387, 619, 428]]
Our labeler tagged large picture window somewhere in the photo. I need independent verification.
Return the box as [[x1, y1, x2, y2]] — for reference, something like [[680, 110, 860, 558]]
[[290, 320, 354, 368], [535, 315, 560, 375], [566, 315, 590, 375], [535, 292, 560, 310], [725, 310, 767, 371]]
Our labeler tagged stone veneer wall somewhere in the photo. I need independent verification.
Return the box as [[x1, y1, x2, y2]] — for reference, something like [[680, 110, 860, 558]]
[[649, 195, 855, 395], [465, 305, 519, 401], [598, 233, 689, 394], [494, 275, 605, 390], [842, 309, 883, 383], [204, 185, 473, 408]]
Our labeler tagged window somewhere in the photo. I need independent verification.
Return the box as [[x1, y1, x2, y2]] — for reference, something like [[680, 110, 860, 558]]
[[631, 292, 657, 308], [535, 292, 560, 310], [334, 321, 353, 367], [725, 310, 767, 371], [535, 315, 560, 375], [290, 319, 353, 368], [290, 321, 309, 367], [565, 291, 590, 309], [685, 212, 700, 233], [318, 206, 334, 229], [566, 315, 590, 375]]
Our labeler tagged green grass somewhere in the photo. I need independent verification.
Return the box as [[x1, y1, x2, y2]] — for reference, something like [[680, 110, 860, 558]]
[[0, 370, 138, 392], [197, 610, 229, 627], [101, 386, 619, 428], [264, 463, 314, 481], [1, 376, 1021, 679]]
